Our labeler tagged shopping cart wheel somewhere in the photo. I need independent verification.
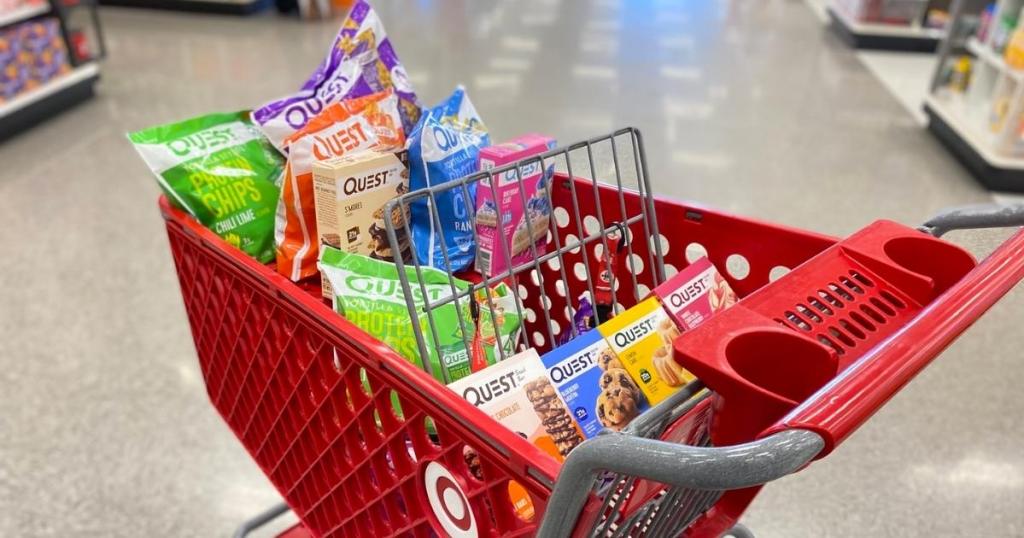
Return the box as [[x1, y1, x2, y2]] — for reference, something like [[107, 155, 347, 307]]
[[232, 502, 291, 538], [723, 523, 755, 538]]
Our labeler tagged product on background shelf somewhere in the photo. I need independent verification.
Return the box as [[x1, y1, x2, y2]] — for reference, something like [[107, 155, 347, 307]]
[[949, 55, 972, 93], [277, 88, 406, 285], [474, 134, 556, 277], [540, 329, 634, 437], [448, 348, 583, 521], [252, 0, 420, 151], [1005, 22, 1024, 68], [598, 297, 685, 405], [991, 5, 1021, 53], [407, 85, 490, 272], [979, 3, 995, 42], [311, 149, 409, 298], [129, 111, 285, 263], [1, 18, 72, 103], [652, 257, 738, 332]]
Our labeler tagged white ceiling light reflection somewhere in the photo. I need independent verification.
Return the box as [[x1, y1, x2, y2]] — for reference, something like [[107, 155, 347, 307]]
[[490, 57, 532, 71], [473, 73, 522, 92], [580, 37, 619, 54], [660, 66, 702, 81], [521, 13, 555, 26], [910, 456, 1023, 490], [587, 19, 621, 31], [572, 65, 616, 80], [658, 36, 695, 51], [566, 115, 614, 134], [502, 36, 541, 53], [671, 151, 733, 170]]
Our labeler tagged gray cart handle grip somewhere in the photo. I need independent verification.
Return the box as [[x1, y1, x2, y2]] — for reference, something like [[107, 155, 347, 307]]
[[922, 203, 1024, 237], [536, 429, 824, 538]]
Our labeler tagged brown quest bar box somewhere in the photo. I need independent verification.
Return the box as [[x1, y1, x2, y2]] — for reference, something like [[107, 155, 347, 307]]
[[312, 149, 410, 298]]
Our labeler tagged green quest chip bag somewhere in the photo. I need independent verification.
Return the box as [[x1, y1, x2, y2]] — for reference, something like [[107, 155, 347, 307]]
[[318, 246, 521, 384], [129, 111, 284, 263]]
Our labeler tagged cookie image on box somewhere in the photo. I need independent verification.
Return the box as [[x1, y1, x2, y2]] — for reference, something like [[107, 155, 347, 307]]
[[541, 328, 651, 437], [596, 384, 640, 431]]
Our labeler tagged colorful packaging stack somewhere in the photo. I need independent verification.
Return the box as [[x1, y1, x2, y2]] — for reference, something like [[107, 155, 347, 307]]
[[1, 18, 72, 102]]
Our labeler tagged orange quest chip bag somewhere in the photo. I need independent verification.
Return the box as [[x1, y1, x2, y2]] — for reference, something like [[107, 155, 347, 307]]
[[276, 89, 406, 281]]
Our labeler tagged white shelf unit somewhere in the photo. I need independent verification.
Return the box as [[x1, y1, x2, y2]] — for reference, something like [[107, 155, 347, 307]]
[[0, 62, 99, 120], [0, 2, 49, 26], [827, 1, 946, 50], [924, 0, 1024, 189]]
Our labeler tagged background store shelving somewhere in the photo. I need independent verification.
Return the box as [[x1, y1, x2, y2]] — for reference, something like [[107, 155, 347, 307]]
[[0, 0, 104, 140], [925, 0, 1024, 190]]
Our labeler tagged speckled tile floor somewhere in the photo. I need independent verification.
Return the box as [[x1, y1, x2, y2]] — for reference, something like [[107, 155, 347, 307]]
[[0, 1, 1022, 537]]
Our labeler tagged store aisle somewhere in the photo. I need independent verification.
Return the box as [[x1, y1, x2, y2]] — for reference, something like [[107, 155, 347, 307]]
[[0, 1, 1021, 536]]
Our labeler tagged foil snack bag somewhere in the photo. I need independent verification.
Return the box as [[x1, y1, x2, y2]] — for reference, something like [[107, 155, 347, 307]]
[[129, 111, 285, 263], [276, 89, 405, 282], [252, 0, 421, 151], [407, 86, 490, 271]]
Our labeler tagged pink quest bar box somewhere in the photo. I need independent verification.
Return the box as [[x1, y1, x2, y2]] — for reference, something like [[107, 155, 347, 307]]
[[652, 257, 739, 331], [474, 134, 556, 277]]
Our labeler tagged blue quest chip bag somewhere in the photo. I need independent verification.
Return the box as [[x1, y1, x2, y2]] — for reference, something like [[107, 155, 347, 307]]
[[407, 86, 489, 271]]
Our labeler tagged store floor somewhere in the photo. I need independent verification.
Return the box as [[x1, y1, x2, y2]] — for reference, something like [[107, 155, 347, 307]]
[[1, 1, 1022, 537]]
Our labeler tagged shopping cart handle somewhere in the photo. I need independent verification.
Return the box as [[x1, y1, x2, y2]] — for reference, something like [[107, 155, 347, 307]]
[[765, 226, 1024, 456], [535, 429, 824, 538], [921, 203, 1024, 237]]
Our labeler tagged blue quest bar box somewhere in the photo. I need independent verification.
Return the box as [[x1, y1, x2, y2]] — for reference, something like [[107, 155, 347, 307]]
[[540, 329, 642, 437]]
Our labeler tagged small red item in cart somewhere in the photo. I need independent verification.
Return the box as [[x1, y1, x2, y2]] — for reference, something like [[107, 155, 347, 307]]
[[653, 256, 738, 331]]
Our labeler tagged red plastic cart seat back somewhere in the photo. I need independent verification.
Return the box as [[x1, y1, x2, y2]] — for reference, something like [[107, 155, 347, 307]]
[[673, 220, 978, 446], [515, 173, 837, 354], [163, 198, 559, 538]]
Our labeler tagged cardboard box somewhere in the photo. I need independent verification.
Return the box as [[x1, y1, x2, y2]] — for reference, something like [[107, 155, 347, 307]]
[[652, 257, 738, 331], [312, 150, 409, 298], [448, 349, 583, 521], [540, 329, 647, 436], [597, 298, 691, 405], [474, 134, 556, 277]]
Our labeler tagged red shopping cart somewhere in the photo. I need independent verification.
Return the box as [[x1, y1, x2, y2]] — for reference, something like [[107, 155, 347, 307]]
[[161, 128, 1024, 537]]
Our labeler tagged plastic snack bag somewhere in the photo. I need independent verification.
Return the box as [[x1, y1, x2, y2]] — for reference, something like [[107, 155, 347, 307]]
[[276, 89, 405, 282], [252, 0, 421, 151], [129, 111, 285, 263], [407, 86, 490, 271], [319, 246, 476, 382]]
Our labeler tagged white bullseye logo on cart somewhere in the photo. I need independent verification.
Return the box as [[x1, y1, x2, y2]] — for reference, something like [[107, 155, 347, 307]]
[[424, 461, 478, 538]]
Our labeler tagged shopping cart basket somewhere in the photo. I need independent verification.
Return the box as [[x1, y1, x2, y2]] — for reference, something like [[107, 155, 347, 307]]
[[160, 128, 1024, 537]]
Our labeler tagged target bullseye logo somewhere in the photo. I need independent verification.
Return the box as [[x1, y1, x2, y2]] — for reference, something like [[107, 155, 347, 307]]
[[423, 460, 478, 537]]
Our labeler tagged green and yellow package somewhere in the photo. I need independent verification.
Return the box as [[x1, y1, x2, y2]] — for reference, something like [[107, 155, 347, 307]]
[[318, 246, 521, 383], [128, 111, 284, 263]]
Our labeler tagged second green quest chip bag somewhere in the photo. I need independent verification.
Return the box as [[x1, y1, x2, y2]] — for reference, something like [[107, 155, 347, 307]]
[[318, 246, 521, 383], [129, 111, 284, 263]]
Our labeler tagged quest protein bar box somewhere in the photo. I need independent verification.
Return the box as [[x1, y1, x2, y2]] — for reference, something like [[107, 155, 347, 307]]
[[448, 349, 583, 520], [540, 329, 647, 436], [652, 256, 738, 331], [312, 149, 410, 298], [597, 297, 691, 406]]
